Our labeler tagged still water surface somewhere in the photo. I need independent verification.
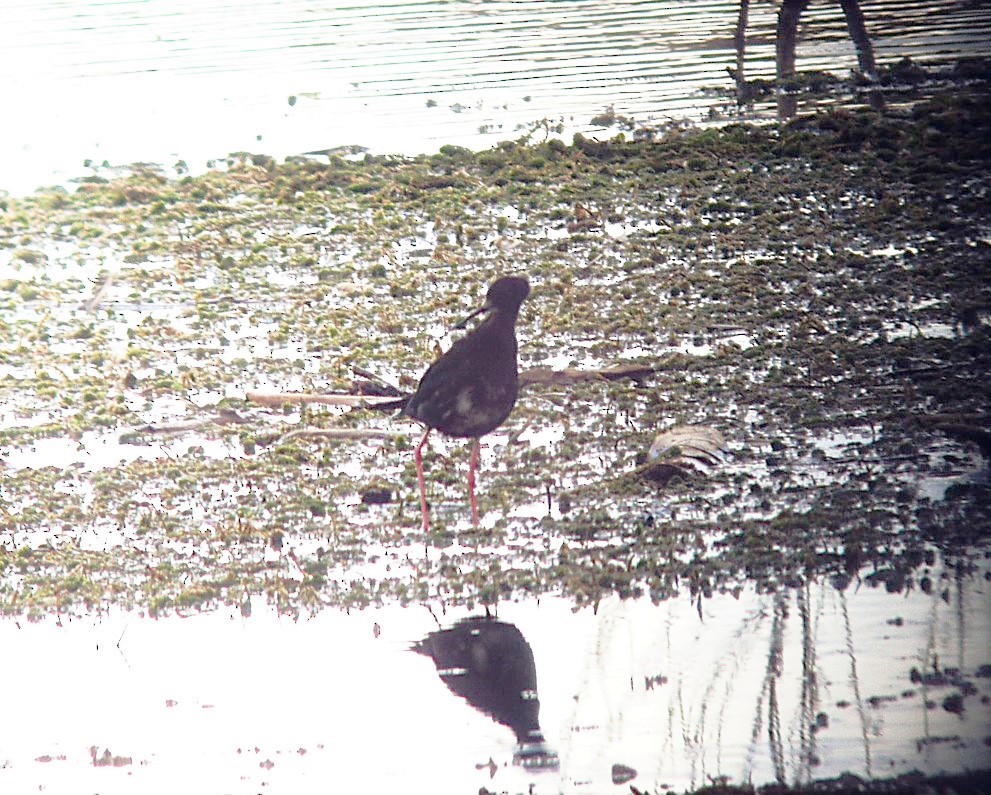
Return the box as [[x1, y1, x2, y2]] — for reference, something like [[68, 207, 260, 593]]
[[3, 562, 989, 793], [2, 0, 990, 193]]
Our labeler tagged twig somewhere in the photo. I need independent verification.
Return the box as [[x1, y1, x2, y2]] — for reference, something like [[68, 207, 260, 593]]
[[134, 410, 250, 435], [350, 366, 403, 396], [277, 428, 407, 443], [890, 362, 977, 377], [134, 419, 212, 434], [82, 273, 114, 312], [248, 364, 664, 408], [246, 391, 398, 408], [519, 363, 659, 386]]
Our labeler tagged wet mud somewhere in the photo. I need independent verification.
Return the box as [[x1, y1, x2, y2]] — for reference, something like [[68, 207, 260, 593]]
[[3, 85, 989, 623]]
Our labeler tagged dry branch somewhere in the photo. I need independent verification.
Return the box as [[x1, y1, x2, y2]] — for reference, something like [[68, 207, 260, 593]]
[[246, 363, 662, 411], [278, 428, 407, 443], [519, 363, 658, 386], [134, 410, 250, 435], [246, 391, 399, 408], [82, 273, 114, 312]]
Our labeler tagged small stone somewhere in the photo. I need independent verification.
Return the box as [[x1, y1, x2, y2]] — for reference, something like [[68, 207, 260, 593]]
[[360, 487, 393, 505]]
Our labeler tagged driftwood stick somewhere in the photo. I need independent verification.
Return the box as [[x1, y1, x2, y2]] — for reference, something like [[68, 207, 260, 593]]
[[246, 391, 399, 408], [519, 363, 658, 386], [82, 273, 115, 312], [135, 419, 213, 435], [278, 428, 407, 443], [134, 410, 250, 435], [915, 413, 991, 426], [248, 363, 662, 409]]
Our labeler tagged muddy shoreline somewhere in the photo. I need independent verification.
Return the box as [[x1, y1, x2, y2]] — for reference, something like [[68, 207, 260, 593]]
[[1, 87, 989, 620]]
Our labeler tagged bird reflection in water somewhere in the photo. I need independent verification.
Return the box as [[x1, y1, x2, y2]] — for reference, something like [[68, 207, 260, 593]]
[[414, 615, 559, 770]]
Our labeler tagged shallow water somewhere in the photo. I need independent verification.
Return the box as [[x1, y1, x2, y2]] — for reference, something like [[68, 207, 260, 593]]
[[2, 0, 990, 194], [2, 557, 988, 794]]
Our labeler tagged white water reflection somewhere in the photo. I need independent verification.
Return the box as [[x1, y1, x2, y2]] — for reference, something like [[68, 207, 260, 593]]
[[2, 0, 990, 194], [2, 560, 988, 794]]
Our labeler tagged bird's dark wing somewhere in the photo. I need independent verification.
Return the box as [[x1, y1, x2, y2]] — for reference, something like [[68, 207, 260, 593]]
[[403, 333, 517, 438]]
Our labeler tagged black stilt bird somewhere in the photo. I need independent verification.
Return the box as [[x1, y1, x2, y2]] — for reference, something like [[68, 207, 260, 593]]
[[377, 276, 530, 530]]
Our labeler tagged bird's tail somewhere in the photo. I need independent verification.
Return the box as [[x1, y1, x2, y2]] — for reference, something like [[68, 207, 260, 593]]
[[350, 366, 408, 411], [363, 395, 409, 412]]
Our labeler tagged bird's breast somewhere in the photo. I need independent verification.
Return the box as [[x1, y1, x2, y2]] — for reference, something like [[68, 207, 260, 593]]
[[413, 378, 517, 439]]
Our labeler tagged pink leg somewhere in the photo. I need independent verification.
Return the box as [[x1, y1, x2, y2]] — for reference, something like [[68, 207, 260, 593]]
[[468, 438, 480, 527], [415, 428, 431, 531]]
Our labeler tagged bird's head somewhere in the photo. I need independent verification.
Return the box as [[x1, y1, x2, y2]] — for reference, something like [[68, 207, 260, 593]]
[[455, 275, 530, 329]]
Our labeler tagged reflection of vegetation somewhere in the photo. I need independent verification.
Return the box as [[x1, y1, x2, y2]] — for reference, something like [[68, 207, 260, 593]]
[[678, 771, 991, 794], [623, 553, 989, 794], [0, 88, 989, 618]]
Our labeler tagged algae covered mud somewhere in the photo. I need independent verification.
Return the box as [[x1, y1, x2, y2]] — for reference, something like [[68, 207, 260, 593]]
[[2, 89, 988, 616], [1, 87, 990, 792]]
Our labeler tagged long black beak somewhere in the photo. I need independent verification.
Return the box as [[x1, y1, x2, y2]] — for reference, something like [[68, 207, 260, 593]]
[[453, 300, 493, 330]]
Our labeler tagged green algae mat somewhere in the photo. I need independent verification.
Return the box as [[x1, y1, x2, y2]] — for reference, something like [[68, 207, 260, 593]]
[[1, 90, 989, 619]]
